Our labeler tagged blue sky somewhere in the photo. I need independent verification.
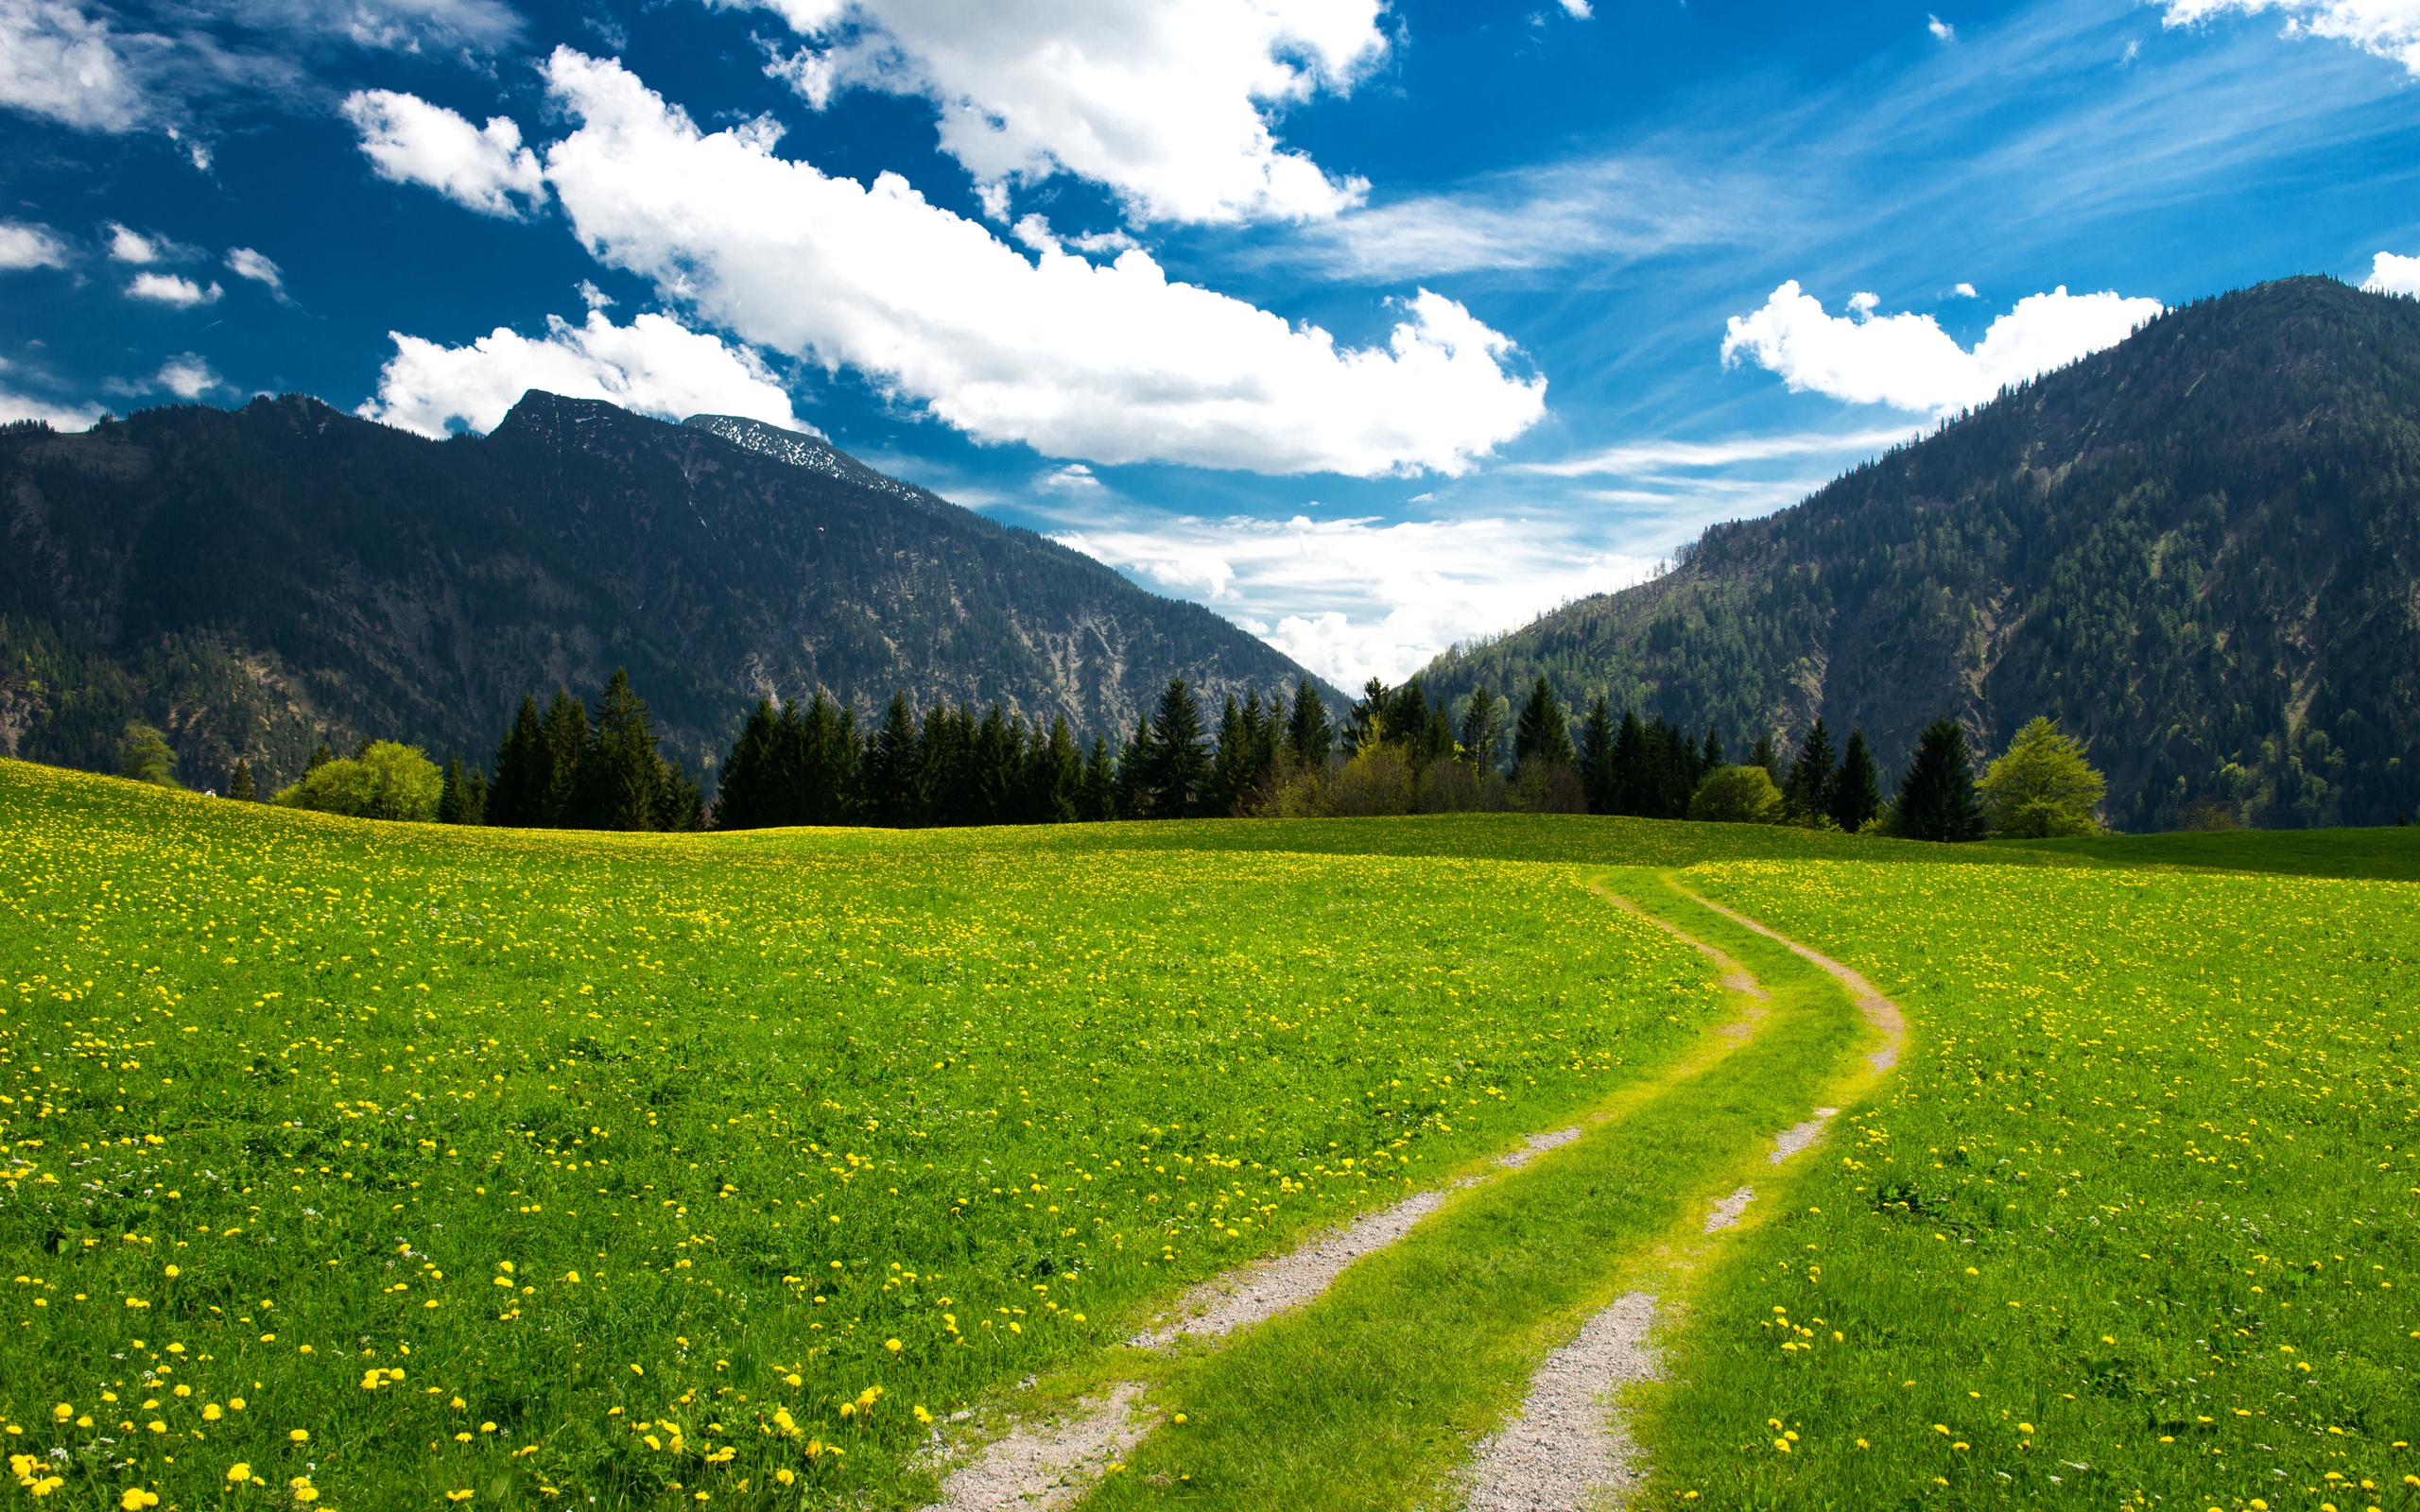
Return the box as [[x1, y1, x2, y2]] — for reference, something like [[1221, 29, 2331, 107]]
[[6, 0, 2419, 686]]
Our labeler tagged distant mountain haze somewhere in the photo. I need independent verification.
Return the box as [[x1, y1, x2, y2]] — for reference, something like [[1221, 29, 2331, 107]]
[[1425, 278, 2420, 831], [0, 390, 1343, 796]]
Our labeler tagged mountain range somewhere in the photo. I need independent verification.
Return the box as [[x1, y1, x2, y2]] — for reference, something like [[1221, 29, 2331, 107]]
[[1423, 277, 2420, 831], [0, 391, 1340, 797]]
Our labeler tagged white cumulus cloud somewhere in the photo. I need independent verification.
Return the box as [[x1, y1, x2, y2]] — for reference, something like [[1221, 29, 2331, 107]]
[[358, 306, 800, 438], [127, 271, 222, 306], [0, 0, 145, 130], [742, 0, 1383, 224], [154, 352, 222, 399], [2163, 0, 2420, 74], [2362, 249, 2420, 295], [536, 49, 1544, 475], [341, 89, 547, 216], [225, 246, 284, 292], [107, 222, 162, 262], [1720, 280, 2163, 414], [0, 220, 67, 269], [1928, 12, 1956, 40]]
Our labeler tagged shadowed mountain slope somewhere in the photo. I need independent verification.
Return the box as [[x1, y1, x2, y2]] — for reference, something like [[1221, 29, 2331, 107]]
[[1425, 277, 2420, 830], [0, 391, 1338, 795]]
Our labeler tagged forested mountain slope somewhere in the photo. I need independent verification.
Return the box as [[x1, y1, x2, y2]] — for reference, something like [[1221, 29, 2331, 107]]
[[0, 391, 1335, 795], [1426, 277, 2420, 830]]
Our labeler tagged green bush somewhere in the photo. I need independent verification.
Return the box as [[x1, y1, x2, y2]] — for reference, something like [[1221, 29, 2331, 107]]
[[1979, 715, 2105, 837], [1687, 764, 1785, 823], [271, 740, 442, 821]]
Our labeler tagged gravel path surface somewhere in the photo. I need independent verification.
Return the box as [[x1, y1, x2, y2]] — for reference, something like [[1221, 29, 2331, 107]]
[[1702, 1185, 1754, 1233], [1673, 885, 1906, 1071], [926, 1383, 1152, 1512], [1465, 1291, 1659, 1511], [1460, 884, 1910, 1512], [929, 885, 1886, 1512]]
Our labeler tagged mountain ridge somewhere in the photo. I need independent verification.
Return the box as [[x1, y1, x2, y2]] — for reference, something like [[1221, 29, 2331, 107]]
[[0, 390, 1342, 796], [1423, 276, 2420, 830]]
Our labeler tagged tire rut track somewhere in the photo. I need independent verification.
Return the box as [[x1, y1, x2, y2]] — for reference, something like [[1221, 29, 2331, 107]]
[[1464, 881, 1905, 1512]]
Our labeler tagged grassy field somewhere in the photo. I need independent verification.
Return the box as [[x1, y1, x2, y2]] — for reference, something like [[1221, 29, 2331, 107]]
[[5, 758, 2414, 1512], [0, 761, 1727, 1509], [1649, 860, 2420, 1511]]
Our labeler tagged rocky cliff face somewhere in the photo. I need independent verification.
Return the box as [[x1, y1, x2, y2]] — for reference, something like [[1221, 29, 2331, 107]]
[[1424, 278, 2420, 830], [0, 392, 1338, 794]]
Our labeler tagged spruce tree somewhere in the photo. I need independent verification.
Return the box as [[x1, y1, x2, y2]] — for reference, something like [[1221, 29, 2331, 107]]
[[1790, 717, 1839, 822], [1701, 727, 1724, 770], [1576, 696, 1616, 814], [1288, 678, 1334, 766], [464, 764, 488, 825], [1139, 678, 1208, 818], [1831, 728, 1883, 833], [308, 741, 334, 772], [1896, 717, 1987, 842], [1611, 706, 1648, 816], [1205, 693, 1251, 817], [1512, 676, 1576, 767], [1750, 731, 1780, 785], [439, 755, 471, 824], [488, 696, 546, 827], [1341, 678, 1388, 754], [797, 693, 856, 825], [1458, 685, 1504, 772], [539, 688, 588, 828], [1028, 716, 1082, 823], [714, 698, 781, 831], [227, 757, 256, 803], [865, 693, 919, 826], [579, 669, 664, 831], [1080, 734, 1118, 821], [1115, 712, 1151, 819], [971, 705, 1022, 825]]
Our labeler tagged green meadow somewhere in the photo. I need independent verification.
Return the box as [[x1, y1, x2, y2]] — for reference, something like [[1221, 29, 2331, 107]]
[[2, 757, 2414, 1510]]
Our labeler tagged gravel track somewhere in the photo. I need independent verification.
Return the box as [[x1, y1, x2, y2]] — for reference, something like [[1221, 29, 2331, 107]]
[[1461, 884, 1909, 1512], [925, 1383, 1154, 1512], [926, 884, 1899, 1512]]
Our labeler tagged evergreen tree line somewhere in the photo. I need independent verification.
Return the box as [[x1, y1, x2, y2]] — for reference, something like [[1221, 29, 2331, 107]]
[[479, 669, 704, 832], [711, 676, 1340, 829]]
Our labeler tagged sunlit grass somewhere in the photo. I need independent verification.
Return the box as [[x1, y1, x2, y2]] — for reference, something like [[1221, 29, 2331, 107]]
[[1645, 859, 2420, 1509], [0, 761, 1726, 1509]]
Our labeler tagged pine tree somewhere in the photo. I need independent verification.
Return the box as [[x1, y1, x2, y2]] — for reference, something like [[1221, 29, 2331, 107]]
[[1288, 678, 1333, 766], [1896, 717, 1987, 842], [226, 758, 256, 803], [1576, 696, 1616, 814], [715, 698, 782, 830], [1115, 712, 1152, 819], [1512, 676, 1576, 768], [439, 755, 472, 824], [1701, 727, 1724, 770], [1458, 684, 1504, 772], [1026, 716, 1082, 823], [1341, 678, 1387, 754], [1205, 693, 1251, 817], [488, 696, 547, 827], [1080, 734, 1118, 820], [1750, 731, 1780, 785], [1612, 706, 1648, 816], [539, 688, 589, 828], [307, 741, 334, 773], [1138, 678, 1208, 818], [1831, 728, 1883, 833], [796, 693, 857, 825], [1790, 717, 1839, 822], [865, 693, 919, 826], [463, 764, 488, 825], [971, 705, 1023, 825], [579, 669, 664, 831]]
